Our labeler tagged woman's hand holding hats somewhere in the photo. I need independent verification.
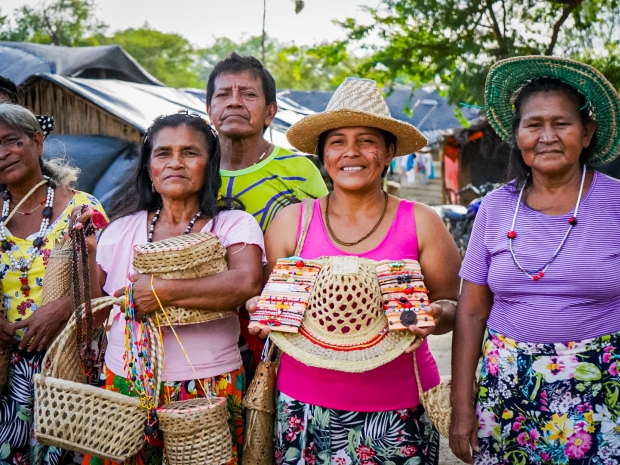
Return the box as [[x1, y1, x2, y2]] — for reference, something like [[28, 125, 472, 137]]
[[246, 295, 272, 339], [404, 302, 443, 353]]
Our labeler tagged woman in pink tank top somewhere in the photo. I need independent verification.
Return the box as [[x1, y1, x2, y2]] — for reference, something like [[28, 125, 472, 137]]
[[247, 78, 461, 465]]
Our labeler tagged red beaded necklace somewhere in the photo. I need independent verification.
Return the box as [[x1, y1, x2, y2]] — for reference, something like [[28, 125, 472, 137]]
[[507, 165, 586, 281]]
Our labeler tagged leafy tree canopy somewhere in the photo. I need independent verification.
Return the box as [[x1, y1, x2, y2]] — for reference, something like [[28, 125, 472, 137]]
[[97, 25, 201, 88], [331, 0, 620, 104]]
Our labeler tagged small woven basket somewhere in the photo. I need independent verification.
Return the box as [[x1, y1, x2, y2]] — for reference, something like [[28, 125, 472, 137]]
[[242, 346, 277, 465], [41, 239, 73, 305], [133, 232, 234, 326], [33, 296, 163, 462], [0, 280, 9, 394], [414, 352, 451, 438], [158, 397, 232, 465]]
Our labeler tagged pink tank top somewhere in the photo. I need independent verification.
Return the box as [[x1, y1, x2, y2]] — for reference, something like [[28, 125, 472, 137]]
[[277, 199, 441, 412]]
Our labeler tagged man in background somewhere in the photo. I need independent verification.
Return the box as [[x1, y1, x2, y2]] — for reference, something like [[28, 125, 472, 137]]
[[207, 53, 328, 372]]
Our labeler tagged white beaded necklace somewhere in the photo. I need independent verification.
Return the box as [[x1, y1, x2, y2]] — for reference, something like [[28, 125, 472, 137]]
[[508, 166, 586, 281], [0, 176, 55, 296]]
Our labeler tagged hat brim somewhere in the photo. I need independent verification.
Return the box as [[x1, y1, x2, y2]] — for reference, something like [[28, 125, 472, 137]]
[[485, 56, 620, 166], [286, 109, 428, 157], [270, 325, 415, 373]]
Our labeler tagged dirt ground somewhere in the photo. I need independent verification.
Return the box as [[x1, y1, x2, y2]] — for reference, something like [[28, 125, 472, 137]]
[[427, 333, 465, 465]]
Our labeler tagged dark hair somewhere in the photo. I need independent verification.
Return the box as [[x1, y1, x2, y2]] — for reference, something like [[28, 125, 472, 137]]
[[108, 113, 243, 221], [508, 77, 597, 190], [316, 128, 397, 178], [206, 52, 277, 107], [0, 76, 18, 104]]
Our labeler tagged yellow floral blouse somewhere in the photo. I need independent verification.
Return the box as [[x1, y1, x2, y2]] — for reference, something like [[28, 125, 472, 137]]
[[1, 191, 106, 340]]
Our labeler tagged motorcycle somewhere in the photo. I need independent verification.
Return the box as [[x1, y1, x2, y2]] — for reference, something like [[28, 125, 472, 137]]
[[432, 182, 501, 257]]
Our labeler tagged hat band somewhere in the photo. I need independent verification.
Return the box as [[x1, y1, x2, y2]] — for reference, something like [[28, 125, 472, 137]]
[[299, 325, 389, 351]]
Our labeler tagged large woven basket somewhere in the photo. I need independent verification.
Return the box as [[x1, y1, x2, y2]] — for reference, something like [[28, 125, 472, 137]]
[[41, 239, 72, 305], [133, 232, 234, 326], [33, 296, 163, 462], [158, 397, 232, 465], [0, 280, 9, 394]]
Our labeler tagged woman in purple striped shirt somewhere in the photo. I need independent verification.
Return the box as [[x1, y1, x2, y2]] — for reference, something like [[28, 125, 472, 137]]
[[450, 57, 620, 465]]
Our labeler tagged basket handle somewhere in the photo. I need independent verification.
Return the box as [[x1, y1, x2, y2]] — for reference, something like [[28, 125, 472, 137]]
[[43, 296, 123, 378]]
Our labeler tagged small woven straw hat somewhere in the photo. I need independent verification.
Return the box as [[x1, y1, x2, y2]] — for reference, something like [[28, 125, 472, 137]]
[[286, 77, 427, 157], [486, 56, 620, 166], [269, 256, 415, 373]]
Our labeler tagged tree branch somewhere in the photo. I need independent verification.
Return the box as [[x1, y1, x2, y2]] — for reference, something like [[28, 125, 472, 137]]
[[546, 0, 585, 55], [485, 1, 505, 54]]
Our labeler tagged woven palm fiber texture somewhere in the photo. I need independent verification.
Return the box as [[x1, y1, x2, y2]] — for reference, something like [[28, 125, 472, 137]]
[[242, 356, 277, 465], [414, 352, 452, 438], [133, 232, 234, 326], [33, 296, 163, 462], [286, 77, 427, 157], [157, 397, 232, 465], [270, 256, 414, 373], [41, 239, 73, 305]]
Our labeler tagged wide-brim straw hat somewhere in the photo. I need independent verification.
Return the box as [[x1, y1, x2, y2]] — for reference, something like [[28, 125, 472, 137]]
[[287, 77, 427, 157], [485, 56, 620, 166], [269, 256, 415, 373]]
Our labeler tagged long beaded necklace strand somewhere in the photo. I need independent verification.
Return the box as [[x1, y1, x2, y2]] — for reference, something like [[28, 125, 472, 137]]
[[123, 205, 204, 439], [0, 177, 55, 296], [508, 165, 586, 281], [124, 283, 159, 439]]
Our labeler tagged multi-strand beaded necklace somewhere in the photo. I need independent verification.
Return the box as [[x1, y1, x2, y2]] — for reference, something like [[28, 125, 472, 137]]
[[123, 283, 158, 437], [0, 176, 55, 296], [508, 165, 586, 281]]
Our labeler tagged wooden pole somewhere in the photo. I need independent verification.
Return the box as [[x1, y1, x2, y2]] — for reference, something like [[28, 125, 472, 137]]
[[261, 0, 267, 63]]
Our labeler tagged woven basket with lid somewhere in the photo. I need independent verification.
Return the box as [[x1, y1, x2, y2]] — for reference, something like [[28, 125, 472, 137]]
[[33, 296, 163, 462], [132, 232, 234, 326], [157, 397, 232, 465]]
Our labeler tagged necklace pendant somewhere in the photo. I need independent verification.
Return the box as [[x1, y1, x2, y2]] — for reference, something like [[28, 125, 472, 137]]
[[1, 240, 10, 251]]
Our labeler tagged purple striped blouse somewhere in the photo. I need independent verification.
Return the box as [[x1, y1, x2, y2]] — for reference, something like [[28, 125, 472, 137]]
[[460, 170, 620, 343]]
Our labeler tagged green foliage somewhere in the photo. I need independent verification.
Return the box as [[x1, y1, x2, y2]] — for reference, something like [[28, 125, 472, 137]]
[[331, 0, 620, 104], [195, 35, 359, 90], [1, 0, 105, 46], [98, 26, 200, 88]]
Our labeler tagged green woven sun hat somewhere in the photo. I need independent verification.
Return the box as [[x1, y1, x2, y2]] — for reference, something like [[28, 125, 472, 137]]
[[485, 55, 620, 166]]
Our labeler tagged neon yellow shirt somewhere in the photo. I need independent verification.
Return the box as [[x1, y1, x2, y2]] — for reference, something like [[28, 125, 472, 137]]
[[220, 146, 328, 231], [2, 191, 106, 339]]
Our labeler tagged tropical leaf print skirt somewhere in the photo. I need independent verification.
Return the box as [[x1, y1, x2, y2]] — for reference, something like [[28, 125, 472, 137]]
[[475, 328, 620, 465], [275, 392, 439, 465], [82, 365, 245, 465], [0, 349, 77, 465]]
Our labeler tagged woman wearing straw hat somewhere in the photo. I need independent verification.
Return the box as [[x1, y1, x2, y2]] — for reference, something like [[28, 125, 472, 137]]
[[247, 77, 461, 464], [450, 56, 620, 464], [82, 112, 266, 465]]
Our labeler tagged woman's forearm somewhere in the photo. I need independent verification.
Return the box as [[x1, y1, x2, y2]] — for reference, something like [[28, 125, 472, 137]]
[[155, 268, 263, 311], [451, 310, 487, 409], [432, 300, 456, 335]]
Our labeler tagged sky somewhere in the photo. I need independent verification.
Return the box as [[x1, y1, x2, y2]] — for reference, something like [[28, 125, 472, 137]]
[[2, 0, 378, 47]]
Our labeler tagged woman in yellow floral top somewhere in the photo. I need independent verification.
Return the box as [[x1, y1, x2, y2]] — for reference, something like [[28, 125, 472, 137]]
[[0, 104, 107, 465]]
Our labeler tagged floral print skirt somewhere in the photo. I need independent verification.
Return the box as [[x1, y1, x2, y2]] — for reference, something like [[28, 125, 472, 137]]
[[476, 328, 620, 465], [275, 392, 439, 465], [82, 364, 245, 465]]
